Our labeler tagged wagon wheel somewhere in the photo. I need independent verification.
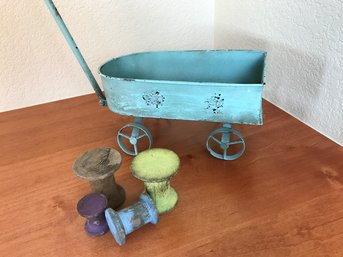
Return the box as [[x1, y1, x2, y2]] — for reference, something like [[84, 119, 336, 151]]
[[117, 123, 153, 156], [206, 127, 245, 160]]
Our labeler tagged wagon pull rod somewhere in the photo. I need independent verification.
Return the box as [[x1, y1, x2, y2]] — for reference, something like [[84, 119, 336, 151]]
[[44, 0, 107, 106]]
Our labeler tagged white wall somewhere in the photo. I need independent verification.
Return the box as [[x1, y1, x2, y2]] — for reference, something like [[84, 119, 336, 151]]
[[215, 0, 343, 145], [0, 0, 214, 111], [2, 0, 342, 145]]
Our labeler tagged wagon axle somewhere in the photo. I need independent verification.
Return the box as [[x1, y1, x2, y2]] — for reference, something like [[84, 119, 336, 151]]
[[117, 119, 245, 161]]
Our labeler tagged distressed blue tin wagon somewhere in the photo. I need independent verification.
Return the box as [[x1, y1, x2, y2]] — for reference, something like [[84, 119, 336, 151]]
[[45, 0, 266, 160]]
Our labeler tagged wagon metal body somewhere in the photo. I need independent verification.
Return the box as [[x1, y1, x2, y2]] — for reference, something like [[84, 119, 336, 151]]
[[100, 51, 265, 125], [45, 0, 266, 160]]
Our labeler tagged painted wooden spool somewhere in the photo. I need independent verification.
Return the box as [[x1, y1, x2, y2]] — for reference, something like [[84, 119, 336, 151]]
[[105, 194, 159, 246], [73, 148, 125, 209], [77, 192, 109, 236], [131, 148, 180, 214]]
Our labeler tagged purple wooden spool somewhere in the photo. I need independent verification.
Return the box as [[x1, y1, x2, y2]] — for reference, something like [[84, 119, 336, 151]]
[[77, 192, 109, 237]]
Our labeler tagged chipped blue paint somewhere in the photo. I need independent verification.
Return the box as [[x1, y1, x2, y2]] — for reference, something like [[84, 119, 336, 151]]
[[99, 50, 266, 125]]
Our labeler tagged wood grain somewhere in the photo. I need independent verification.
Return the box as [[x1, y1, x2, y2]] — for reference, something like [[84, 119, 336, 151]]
[[0, 94, 342, 257]]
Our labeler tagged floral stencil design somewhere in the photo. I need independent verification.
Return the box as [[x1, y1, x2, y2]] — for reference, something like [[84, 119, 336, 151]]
[[142, 91, 165, 108], [205, 93, 224, 114]]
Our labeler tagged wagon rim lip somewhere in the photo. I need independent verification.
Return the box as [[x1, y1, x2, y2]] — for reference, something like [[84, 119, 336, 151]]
[[97, 49, 267, 86]]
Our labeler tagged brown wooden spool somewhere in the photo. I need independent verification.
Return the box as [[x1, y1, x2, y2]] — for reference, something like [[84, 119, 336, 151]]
[[73, 148, 125, 209]]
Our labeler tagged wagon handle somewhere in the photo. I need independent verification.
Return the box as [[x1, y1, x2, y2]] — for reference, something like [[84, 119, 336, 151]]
[[44, 0, 107, 106]]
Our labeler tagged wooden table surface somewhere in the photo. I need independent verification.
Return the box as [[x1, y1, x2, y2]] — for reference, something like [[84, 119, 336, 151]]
[[1, 94, 342, 257]]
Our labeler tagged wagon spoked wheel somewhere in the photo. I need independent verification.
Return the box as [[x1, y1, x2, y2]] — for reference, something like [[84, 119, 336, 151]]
[[117, 123, 153, 156], [206, 127, 245, 161]]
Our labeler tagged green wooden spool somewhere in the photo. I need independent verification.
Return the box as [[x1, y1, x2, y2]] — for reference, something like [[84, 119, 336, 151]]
[[131, 148, 180, 214]]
